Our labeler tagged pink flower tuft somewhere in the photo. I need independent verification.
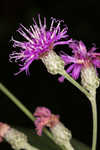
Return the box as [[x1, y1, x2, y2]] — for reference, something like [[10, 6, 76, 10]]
[[34, 107, 59, 136]]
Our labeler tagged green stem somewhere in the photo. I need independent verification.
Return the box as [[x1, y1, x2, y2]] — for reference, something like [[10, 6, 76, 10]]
[[89, 94, 97, 150], [0, 83, 52, 140], [0, 83, 35, 122], [59, 70, 90, 98], [92, 101, 97, 150]]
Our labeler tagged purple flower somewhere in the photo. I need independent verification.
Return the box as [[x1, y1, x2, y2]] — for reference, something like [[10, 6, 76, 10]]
[[9, 15, 71, 75], [34, 107, 59, 136], [59, 40, 100, 82]]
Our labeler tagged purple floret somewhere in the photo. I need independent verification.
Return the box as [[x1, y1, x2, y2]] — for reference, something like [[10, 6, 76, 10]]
[[9, 15, 71, 75], [59, 40, 100, 82]]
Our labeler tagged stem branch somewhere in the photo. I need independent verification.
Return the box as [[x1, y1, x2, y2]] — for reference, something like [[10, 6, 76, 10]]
[[59, 70, 90, 98]]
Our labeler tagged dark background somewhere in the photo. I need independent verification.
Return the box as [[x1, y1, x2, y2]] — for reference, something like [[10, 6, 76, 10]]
[[0, 0, 100, 149]]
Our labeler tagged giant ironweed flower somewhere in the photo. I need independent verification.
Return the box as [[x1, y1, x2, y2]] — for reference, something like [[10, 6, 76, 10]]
[[9, 15, 71, 75], [59, 40, 100, 90]]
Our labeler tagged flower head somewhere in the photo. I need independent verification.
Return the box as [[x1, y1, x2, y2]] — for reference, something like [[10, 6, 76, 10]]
[[59, 40, 100, 82], [9, 15, 71, 75], [34, 107, 59, 136]]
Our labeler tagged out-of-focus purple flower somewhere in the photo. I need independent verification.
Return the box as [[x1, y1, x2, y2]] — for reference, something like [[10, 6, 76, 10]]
[[59, 40, 100, 82], [34, 107, 59, 136], [9, 15, 71, 75], [0, 122, 10, 142]]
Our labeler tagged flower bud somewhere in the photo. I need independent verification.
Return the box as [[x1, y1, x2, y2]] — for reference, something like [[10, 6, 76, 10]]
[[50, 122, 74, 150], [5, 128, 28, 149], [4, 128, 39, 150]]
